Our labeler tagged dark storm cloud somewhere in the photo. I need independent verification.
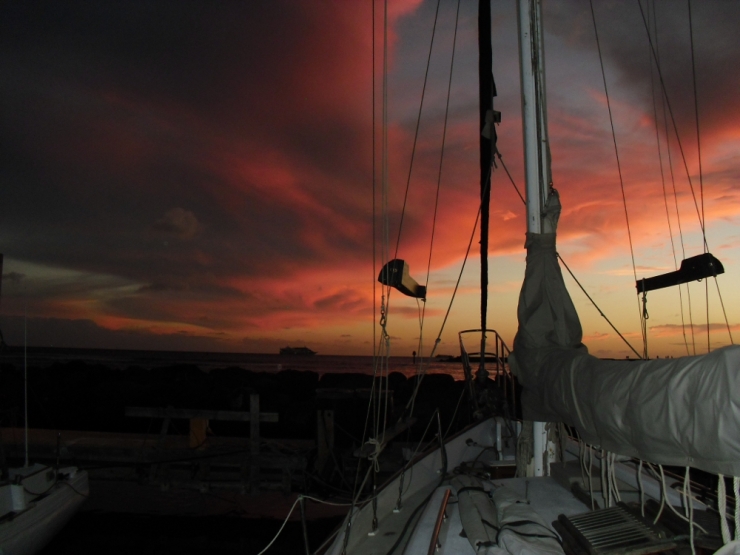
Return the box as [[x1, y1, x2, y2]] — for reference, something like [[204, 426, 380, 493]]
[[2, 272, 25, 285], [1, 0, 736, 355], [0, 0, 375, 285], [151, 208, 202, 239], [0, 0, 395, 352], [544, 1, 740, 145], [0, 315, 229, 351]]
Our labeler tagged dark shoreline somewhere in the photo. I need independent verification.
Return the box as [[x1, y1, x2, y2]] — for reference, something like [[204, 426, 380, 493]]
[[0, 355, 465, 439], [2, 353, 468, 554]]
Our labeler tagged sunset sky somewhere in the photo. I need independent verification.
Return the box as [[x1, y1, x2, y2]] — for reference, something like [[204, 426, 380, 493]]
[[1, 1, 738, 358]]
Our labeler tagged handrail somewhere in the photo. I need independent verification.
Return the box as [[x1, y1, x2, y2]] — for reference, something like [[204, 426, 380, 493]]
[[427, 488, 451, 555], [458, 329, 516, 418]]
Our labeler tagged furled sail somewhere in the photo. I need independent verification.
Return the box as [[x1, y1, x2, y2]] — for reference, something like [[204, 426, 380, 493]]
[[509, 193, 740, 476]]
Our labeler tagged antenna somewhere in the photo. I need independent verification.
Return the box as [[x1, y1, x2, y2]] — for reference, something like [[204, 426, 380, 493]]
[[0, 253, 6, 350], [24, 304, 29, 468]]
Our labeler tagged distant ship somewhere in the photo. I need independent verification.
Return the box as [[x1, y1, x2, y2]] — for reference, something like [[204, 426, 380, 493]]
[[279, 346, 316, 356]]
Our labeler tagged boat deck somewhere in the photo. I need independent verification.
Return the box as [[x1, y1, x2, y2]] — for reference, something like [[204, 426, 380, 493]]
[[343, 476, 587, 555], [325, 418, 724, 555]]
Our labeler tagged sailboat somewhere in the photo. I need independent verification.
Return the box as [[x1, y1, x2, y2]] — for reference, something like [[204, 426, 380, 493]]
[[0, 463, 89, 554], [0, 301, 89, 553], [321, 1, 739, 554]]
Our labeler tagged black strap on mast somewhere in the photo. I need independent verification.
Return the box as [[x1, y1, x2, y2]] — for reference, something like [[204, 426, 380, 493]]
[[478, 0, 498, 382]]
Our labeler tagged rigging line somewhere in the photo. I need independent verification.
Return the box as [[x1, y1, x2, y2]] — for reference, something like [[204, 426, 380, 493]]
[[714, 277, 734, 345], [687, 0, 706, 253], [352, 0, 388, 514], [706, 279, 710, 353], [443, 383, 467, 441], [636, 0, 708, 251], [659, 58, 695, 355], [354, 341, 387, 509], [589, 0, 646, 358], [371, 315, 390, 440], [371, 0, 379, 457], [558, 254, 643, 359], [688, 0, 711, 354], [393, 0, 443, 260], [417, 0, 463, 370], [496, 152, 525, 205], [497, 147, 640, 358], [378, 0, 392, 449], [648, 1, 690, 356], [406, 182, 486, 417]]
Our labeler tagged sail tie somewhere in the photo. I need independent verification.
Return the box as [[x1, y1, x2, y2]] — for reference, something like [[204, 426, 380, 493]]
[[717, 474, 731, 544], [683, 467, 695, 555], [367, 438, 382, 473], [735, 476, 740, 542]]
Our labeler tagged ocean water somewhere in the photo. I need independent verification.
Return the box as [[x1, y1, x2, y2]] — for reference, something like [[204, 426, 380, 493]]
[[0, 346, 467, 381]]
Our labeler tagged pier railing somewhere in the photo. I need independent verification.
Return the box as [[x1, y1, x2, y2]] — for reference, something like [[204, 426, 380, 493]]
[[125, 396, 278, 493]]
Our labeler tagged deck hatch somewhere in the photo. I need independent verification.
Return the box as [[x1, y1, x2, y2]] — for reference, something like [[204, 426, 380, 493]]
[[556, 503, 674, 555]]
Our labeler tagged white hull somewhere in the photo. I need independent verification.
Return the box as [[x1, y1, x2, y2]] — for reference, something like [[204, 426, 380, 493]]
[[0, 467, 88, 555]]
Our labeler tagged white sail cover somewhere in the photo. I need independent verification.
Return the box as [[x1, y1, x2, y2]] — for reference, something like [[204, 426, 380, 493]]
[[509, 196, 740, 476]]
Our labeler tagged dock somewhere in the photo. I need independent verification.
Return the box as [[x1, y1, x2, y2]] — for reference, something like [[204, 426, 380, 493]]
[[0, 401, 313, 494]]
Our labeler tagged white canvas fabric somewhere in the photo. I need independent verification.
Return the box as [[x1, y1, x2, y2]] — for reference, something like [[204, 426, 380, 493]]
[[510, 198, 740, 476]]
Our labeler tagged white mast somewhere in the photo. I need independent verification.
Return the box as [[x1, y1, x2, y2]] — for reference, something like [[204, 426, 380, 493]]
[[517, 0, 556, 477], [517, 0, 551, 235]]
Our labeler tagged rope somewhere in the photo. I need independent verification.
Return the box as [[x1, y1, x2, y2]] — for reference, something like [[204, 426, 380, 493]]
[[347, 2, 390, 545], [372, 0, 392, 459], [254, 496, 301, 555], [393, 0, 442, 259], [496, 152, 525, 205], [405, 191, 485, 417], [577, 438, 597, 511], [635, 0, 707, 251], [371, 0, 378, 459], [717, 474, 731, 544], [641, 285, 649, 358], [590, 0, 646, 358], [639, 0, 737, 354], [367, 438, 382, 473], [588, 447, 595, 510], [684, 467, 696, 555], [650, 464, 709, 534], [393, 410, 439, 512], [638, 459, 645, 516], [611, 452, 622, 503], [687, 0, 712, 356], [415, 0, 462, 387], [651, 463, 666, 524], [735, 476, 740, 542], [646, 1, 693, 357], [654, 15, 696, 355], [253, 495, 356, 555], [687, 0, 705, 253], [601, 449, 609, 507], [649, 3, 692, 356], [715, 278, 735, 345], [442, 381, 468, 440], [558, 254, 643, 359], [578, 437, 586, 492], [661, 87, 698, 354], [497, 144, 641, 358]]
